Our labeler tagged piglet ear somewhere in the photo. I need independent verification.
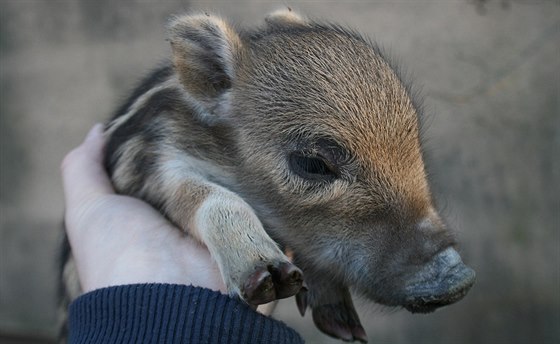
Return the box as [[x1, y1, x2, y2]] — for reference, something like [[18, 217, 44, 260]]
[[167, 14, 244, 102], [265, 9, 309, 28]]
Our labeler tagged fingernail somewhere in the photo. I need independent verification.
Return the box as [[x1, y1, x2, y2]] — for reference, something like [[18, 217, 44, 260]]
[[85, 123, 103, 142]]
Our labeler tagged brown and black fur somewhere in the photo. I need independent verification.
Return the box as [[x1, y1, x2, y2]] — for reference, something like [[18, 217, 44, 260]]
[[61, 10, 474, 343]]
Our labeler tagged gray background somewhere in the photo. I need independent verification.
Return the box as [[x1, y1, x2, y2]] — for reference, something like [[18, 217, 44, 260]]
[[1, 0, 558, 343]]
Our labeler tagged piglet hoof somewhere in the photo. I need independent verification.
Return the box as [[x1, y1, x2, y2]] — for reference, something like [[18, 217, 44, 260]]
[[271, 262, 304, 299], [243, 262, 303, 305], [313, 304, 368, 343], [243, 269, 276, 305]]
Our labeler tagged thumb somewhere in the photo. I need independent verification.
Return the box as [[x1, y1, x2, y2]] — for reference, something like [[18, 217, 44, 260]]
[[61, 124, 114, 207]]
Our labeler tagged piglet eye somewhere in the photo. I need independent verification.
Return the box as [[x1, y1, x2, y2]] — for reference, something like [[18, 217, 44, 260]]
[[289, 152, 338, 182]]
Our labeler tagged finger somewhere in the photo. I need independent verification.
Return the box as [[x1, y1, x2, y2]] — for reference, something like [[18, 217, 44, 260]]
[[61, 124, 114, 205]]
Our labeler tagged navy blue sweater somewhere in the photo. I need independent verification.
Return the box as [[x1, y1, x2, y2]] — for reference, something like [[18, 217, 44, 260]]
[[68, 284, 304, 343]]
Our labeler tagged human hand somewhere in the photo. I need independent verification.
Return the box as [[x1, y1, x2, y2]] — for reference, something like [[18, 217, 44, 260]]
[[61, 124, 226, 294]]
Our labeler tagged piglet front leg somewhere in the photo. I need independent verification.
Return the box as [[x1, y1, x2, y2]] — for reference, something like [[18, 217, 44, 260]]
[[296, 273, 367, 343], [145, 173, 303, 305]]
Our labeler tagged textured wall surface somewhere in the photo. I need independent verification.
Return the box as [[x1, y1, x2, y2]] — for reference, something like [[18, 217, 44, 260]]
[[1, 1, 558, 343]]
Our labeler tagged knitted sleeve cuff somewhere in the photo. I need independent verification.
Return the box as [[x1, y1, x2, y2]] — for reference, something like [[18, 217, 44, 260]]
[[68, 284, 304, 344]]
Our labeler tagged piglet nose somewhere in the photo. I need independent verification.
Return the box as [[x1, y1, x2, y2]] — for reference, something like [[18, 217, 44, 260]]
[[404, 247, 476, 313]]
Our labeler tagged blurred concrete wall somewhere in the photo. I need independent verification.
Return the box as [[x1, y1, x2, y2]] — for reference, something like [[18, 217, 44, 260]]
[[1, 0, 558, 343]]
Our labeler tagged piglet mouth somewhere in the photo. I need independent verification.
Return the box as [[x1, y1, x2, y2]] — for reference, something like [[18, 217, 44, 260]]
[[402, 247, 476, 313]]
